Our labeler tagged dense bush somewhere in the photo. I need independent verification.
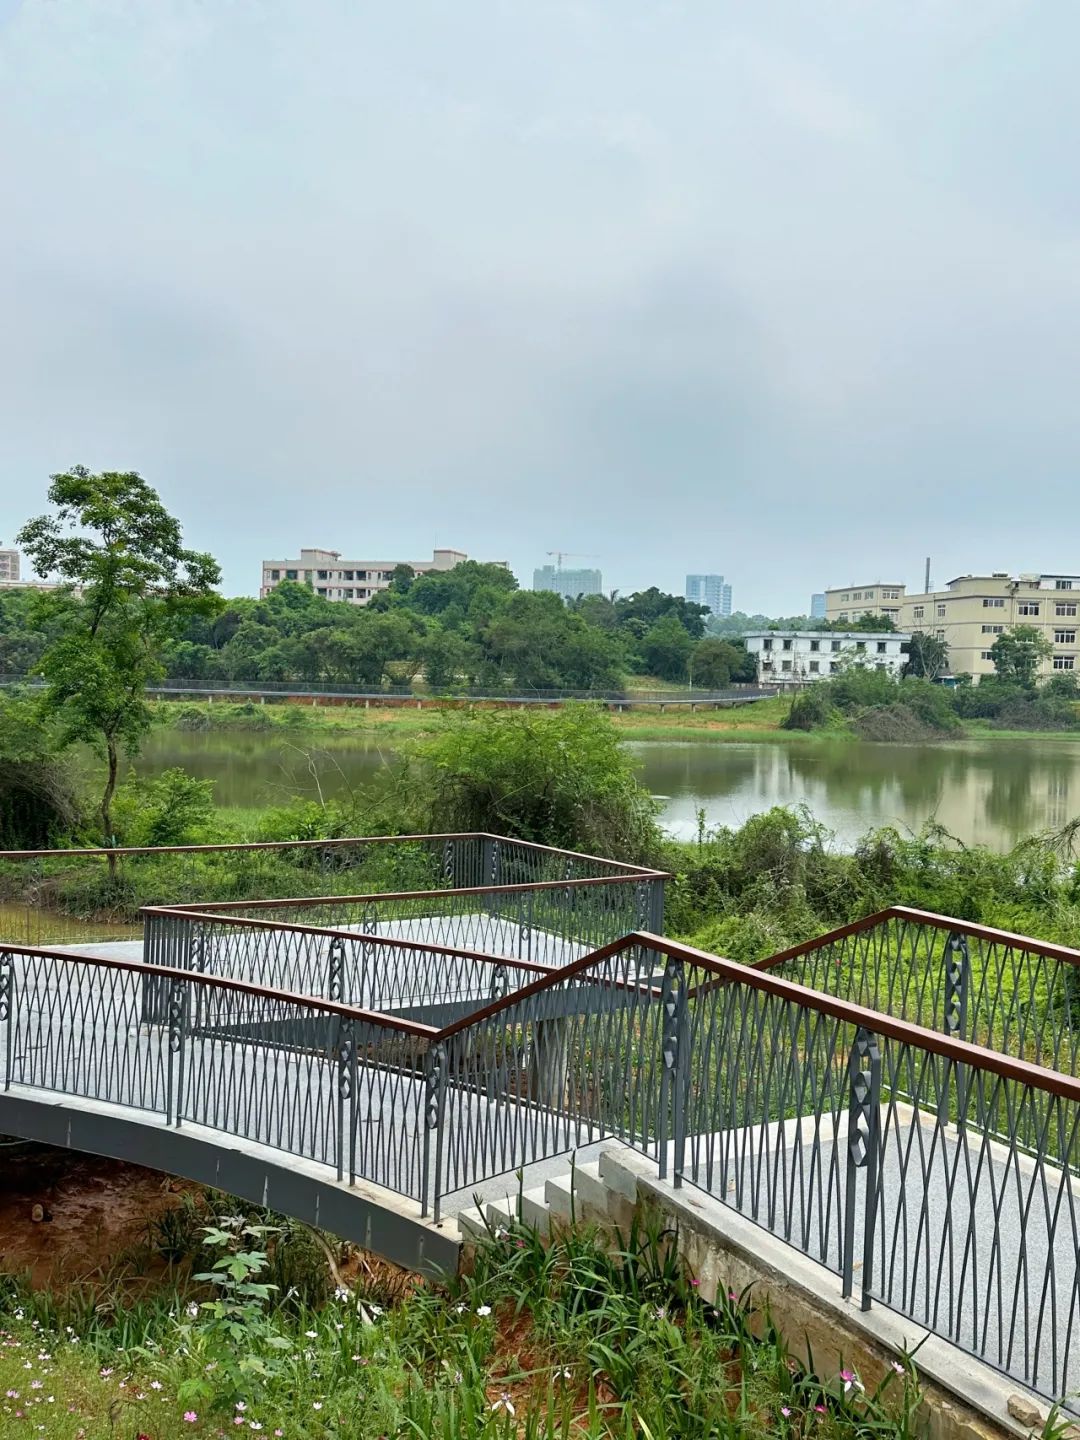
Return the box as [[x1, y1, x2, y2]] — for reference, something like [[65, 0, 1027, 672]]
[[0, 692, 82, 848], [393, 704, 662, 862]]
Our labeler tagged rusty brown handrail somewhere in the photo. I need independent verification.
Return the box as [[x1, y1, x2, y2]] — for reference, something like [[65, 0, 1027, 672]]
[[747, 904, 1080, 973], [1, 942, 440, 1038], [436, 928, 1080, 1103], [0, 831, 668, 879], [143, 905, 559, 978]]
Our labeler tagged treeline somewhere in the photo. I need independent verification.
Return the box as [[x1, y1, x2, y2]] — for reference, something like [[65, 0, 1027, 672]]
[[784, 665, 1080, 740], [0, 566, 758, 692]]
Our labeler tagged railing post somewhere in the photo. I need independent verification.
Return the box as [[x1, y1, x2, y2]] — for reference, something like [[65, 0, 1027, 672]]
[[336, 1017, 356, 1185], [166, 977, 188, 1127], [327, 935, 345, 1003], [842, 1026, 881, 1309], [659, 954, 687, 1185], [0, 949, 13, 1092], [421, 1041, 447, 1222], [940, 932, 970, 1128]]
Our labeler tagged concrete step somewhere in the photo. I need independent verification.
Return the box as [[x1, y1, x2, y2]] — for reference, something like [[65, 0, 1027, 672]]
[[544, 1173, 575, 1221], [518, 1186, 552, 1235], [484, 1193, 519, 1232], [570, 1159, 609, 1218], [453, 1204, 489, 1243]]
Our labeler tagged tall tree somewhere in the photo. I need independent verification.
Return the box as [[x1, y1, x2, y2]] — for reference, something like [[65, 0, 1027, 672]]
[[18, 467, 220, 844], [903, 631, 950, 681], [989, 625, 1052, 689]]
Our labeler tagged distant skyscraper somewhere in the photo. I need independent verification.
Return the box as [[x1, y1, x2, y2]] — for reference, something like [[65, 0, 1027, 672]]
[[810, 593, 827, 618], [685, 574, 732, 617], [533, 564, 603, 601]]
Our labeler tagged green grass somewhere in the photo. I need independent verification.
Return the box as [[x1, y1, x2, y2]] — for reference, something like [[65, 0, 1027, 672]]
[[0, 1206, 931, 1440]]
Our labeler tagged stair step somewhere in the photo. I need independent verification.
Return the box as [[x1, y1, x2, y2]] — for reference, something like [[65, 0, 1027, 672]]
[[570, 1160, 609, 1218], [544, 1174, 575, 1220], [518, 1187, 552, 1234], [454, 1205, 489, 1242]]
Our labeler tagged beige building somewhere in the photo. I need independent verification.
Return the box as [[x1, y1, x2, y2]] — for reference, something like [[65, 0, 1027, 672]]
[[824, 573, 1080, 681], [260, 547, 505, 605], [0, 549, 19, 583]]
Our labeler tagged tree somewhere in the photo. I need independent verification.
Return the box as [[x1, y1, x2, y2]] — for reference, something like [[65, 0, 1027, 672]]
[[690, 637, 745, 688], [903, 631, 950, 681], [641, 615, 695, 682], [18, 467, 220, 844], [990, 625, 1052, 689]]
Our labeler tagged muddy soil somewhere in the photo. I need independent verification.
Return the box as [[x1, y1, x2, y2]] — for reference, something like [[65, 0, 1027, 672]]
[[0, 1142, 197, 1289]]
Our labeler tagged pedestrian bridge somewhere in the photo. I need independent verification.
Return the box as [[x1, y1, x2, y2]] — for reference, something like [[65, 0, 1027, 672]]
[[1, 834, 1079, 1413]]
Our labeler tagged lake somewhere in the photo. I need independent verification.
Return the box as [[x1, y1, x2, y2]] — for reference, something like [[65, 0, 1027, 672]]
[[133, 729, 1080, 851]]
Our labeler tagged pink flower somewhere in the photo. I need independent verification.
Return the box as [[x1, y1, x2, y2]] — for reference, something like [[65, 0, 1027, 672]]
[[184, 1412, 198, 1423], [781, 1406, 792, 1418]]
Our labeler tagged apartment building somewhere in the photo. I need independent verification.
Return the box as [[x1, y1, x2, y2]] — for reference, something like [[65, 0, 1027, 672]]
[[260, 547, 501, 605], [0, 549, 19, 583], [810, 593, 826, 619], [685, 574, 733, 617], [533, 565, 603, 600], [824, 573, 1080, 680], [744, 630, 909, 686]]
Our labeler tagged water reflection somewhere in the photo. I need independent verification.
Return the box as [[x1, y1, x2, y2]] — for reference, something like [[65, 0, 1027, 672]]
[[133, 730, 1080, 853]]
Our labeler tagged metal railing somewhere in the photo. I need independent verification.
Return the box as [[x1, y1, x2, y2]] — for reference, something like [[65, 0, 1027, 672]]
[[758, 907, 1080, 1077], [0, 833, 666, 949], [3, 907, 1080, 1406]]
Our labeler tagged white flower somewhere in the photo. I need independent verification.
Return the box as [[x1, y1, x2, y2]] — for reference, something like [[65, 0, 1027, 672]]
[[492, 1394, 515, 1417], [334, 1286, 351, 1301], [476, 1305, 492, 1318], [304, 1330, 318, 1339], [186, 1304, 199, 1319]]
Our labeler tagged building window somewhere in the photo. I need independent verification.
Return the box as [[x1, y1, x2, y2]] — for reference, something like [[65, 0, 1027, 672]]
[[983, 598, 1005, 608], [762, 638, 773, 651], [841, 593, 850, 602], [981, 651, 995, 661], [876, 641, 887, 653], [285, 569, 297, 581], [864, 590, 875, 600], [343, 570, 354, 581], [831, 640, 841, 652], [317, 570, 329, 580], [317, 587, 327, 596], [936, 604, 946, 618], [1052, 654, 1076, 669], [343, 589, 354, 599], [269, 569, 280, 581], [1056, 603, 1078, 618], [838, 611, 849, 621], [1055, 580, 1074, 590], [782, 638, 793, 650], [981, 624, 1004, 634], [1018, 602, 1040, 616], [852, 591, 862, 601], [913, 606, 925, 620], [1055, 630, 1077, 645], [304, 571, 313, 582], [809, 640, 820, 652], [882, 589, 900, 600], [935, 629, 945, 640], [856, 641, 866, 651], [809, 660, 820, 673], [782, 660, 793, 672], [830, 661, 840, 673]]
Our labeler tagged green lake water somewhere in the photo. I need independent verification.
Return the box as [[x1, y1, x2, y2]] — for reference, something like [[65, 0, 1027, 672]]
[[132, 730, 1080, 851]]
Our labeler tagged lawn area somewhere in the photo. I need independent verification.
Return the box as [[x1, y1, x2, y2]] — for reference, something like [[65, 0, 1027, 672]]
[[0, 1200, 924, 1440]]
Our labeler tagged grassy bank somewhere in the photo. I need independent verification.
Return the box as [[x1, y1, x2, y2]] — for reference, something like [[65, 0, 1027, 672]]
[[0, 1198, 927, 1440]]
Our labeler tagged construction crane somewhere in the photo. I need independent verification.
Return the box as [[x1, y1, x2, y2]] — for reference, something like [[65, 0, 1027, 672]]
[[547, 550, 598, 571]]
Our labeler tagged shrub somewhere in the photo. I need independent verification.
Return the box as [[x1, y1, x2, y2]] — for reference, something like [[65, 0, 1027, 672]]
[[112, 767, 216, 846]]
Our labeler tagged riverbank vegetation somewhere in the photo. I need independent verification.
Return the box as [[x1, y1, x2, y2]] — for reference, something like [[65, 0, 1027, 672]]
[[0, 1193, 932, 1440]]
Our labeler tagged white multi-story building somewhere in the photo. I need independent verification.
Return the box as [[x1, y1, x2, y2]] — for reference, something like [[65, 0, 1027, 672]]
[[0, 550, 19, 583], [743, 630, 910, 686], [261, 547, 505, 605]]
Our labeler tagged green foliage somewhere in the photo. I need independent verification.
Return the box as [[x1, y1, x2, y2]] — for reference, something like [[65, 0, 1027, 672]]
[[782, 688, 836, 731], [989, 624, 1053, 688], [399, 705, 661, 860], [0, 691, 82, 846], [640, 614, 695, 683], [902, 630, 950, 680], [111, 767, 216, 846], [17, 467, 221, 841]]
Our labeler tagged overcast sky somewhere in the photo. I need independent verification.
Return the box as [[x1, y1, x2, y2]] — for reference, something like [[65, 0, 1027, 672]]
[[2, 1, 1078, 611]]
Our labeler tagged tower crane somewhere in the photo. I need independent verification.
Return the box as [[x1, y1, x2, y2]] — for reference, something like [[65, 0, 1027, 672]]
[[547, 550, 598, 571]]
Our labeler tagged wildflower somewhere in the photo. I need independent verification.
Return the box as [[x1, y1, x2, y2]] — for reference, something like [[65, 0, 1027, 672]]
[[689, 1277, 700, 1288], [249, 1424, 263, 1432], [304, 1330, 318, 1339], [99, 1368, 113, 1379], [313, 1400, 323, 1410], [814, 1404, 827, 1414], [334, 1286, 351, 1301], [234, 1419, 246, 1428], [476, 1304, 492, 1318], [184, 1412, 198, 1423], [891, 1361, 906, 1376], [236, 1402, 247, 1412], [781, 1407, 792, 1418], [150, 1380, 163, 1391], [187, 1303, 199, 1318], [840, 1368, 864, 1394], [492, 1394, 515, 1416], [5, 1391, 18, 1400]]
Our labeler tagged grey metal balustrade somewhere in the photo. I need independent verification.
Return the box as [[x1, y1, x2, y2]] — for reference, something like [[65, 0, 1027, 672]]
[[3, 899, 1080, 1409]]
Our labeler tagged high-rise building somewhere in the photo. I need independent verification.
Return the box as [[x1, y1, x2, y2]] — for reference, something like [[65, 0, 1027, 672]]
[[533, 565, 603, 601], [0, 549, 20, 583], [261, 547, 506, 605], [810, 593, 826, 618], [823, 571, 1080, 681], [685, 574, 733, 617]]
